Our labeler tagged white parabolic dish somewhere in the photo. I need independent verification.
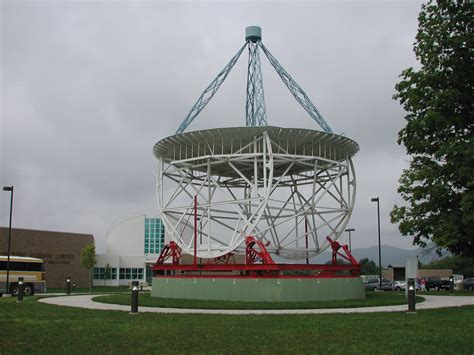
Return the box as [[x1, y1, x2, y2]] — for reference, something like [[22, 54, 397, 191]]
[[155, 126, 359, 260]]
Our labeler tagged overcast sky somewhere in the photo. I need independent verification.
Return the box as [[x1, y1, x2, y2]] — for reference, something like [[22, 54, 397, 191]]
[[1, 0, 423, 253]]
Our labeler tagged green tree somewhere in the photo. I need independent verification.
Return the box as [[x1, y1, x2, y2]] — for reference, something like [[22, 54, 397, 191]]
[[359, 258, 379, 275], [104, 263, 112, 286], [80, 243, 96, 293], [391, 1, 474, 257], [325, 258, 349, 265], [423, 256, 474, 277]]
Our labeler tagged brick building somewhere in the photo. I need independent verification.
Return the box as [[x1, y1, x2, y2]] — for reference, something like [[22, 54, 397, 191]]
[[0, 228, 94, 288]]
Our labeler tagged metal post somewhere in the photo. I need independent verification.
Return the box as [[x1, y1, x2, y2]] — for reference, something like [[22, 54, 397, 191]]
[[3, 186, 14, 294], [66, 277, 71, 296], [130, 281, 139, 314], [371, 197, 382, 290], [305, 216, 309, 265], [345, 228, 355, 252], [17, 277, 24, 302], [407, 278, 416, 313], [194, 194, 197, 269], [199, 217, 202, 244]]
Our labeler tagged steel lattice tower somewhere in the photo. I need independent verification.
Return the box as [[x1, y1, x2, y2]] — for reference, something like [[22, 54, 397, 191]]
[[175, 26, 333, 134], [245, 27, 267, 127]]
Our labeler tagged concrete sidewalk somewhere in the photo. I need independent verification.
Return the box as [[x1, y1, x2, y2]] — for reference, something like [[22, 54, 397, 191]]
[[38, 294, 474, 315]]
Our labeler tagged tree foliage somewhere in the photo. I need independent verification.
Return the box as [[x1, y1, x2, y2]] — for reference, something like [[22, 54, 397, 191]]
[[391, 1, 474, 257], [325, 258, 349, 265], [80, 243, 96, 293], [359, 258, 379, 275], [423, 256, 474, 277]]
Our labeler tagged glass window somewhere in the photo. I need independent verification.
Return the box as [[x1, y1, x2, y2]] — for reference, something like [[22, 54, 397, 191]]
[[144, 218, 165, 255], [94, 267, 104, 280], [27, 263, 42, 271], [10, 262, 27, 271]]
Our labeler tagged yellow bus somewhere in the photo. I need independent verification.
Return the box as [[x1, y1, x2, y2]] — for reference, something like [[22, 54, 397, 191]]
[[0, 256, 46, 295]]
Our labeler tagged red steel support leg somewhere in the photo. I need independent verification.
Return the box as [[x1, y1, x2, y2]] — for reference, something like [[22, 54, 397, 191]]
[[326, 236, 359, 266]]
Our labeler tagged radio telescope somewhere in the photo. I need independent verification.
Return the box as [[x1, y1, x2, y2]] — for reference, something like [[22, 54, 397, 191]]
[[154, 26, 359, 262]]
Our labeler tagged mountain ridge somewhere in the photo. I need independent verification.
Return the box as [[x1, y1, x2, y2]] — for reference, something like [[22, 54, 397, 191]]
[[307, 244, 449, 267]]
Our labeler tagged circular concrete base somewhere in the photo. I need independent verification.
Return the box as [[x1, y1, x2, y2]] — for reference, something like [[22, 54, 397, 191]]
[[151, 277, 365, 302]]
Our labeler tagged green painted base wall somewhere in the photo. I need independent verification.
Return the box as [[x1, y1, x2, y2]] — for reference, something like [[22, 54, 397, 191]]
[[151, 277, 365, 302]]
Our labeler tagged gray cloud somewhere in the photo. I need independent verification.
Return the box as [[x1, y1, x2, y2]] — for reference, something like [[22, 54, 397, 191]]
[[1, 1, 422, 252]]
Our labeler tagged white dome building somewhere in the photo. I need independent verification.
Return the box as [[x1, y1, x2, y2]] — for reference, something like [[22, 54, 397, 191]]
[[94, 214, 165, 286]]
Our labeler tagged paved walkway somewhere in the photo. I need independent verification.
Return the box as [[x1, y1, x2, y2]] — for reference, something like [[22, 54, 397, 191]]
[[38, 294, 474, 315]]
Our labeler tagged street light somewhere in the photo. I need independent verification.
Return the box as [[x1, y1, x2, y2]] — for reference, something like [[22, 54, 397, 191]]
[[3, 186, 14, 295], [344, 228, 355, 252], [371, 196, 382, 290]]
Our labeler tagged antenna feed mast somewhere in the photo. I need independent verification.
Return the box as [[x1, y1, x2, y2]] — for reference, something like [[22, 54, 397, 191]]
[[175, 26, 333, 134], [245, 26, 262, 43]]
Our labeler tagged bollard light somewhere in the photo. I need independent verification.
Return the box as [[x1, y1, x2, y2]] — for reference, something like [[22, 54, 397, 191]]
[[449, 276, 454, 293], [66, 277, 71, 296], [407, 278, 416, 314], [130, 281, 139, 314], [72, 283, 76, 292], [17, 277, 24, 302]]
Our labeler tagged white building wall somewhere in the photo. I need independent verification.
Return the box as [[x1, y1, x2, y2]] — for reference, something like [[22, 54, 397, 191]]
[[106, 214, 145, 256], [145, 255, 160, 264], [118, 256, 145, 268]]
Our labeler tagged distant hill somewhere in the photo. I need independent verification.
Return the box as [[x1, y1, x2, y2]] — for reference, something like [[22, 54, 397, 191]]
[[307, 244, 450, 267]]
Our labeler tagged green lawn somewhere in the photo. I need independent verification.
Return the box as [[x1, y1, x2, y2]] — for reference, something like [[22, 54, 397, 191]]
[[93, 291, 424, 309], [0, 297, 473, 353]]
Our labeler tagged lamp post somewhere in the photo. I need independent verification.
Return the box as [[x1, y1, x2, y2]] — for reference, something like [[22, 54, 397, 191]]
[[344, 228, 355, 252], [371, 197, 382, 290], [3, 186, 14, 295]]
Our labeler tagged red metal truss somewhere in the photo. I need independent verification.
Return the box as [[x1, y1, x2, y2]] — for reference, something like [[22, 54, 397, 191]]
[[245, 236, 275, 265], [152, 262, 361, 278], [153, 235, 361, 278], [326, 236, 359, 265], [156, 241, 181, 265]]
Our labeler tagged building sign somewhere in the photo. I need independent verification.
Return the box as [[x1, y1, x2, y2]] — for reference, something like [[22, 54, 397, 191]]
[[2, 251, 75, 265]]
